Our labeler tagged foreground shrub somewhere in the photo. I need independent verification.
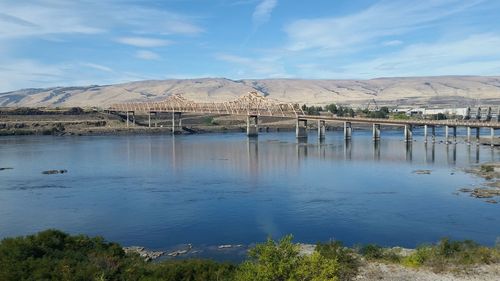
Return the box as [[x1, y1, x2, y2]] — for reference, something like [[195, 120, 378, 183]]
[[0, 229, 142, 281], [0, 230, 235, 281], [143, 260, 236, 281], [316, 240, 360, 280], [235, 235, 342, 281], [401, 238, 499, 272]]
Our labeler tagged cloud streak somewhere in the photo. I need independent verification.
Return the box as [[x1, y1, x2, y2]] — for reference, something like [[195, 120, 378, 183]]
[[136, 50, 161, 60], [116, 37, 172, 48], [252, 0, 277, 26], [0, 0, 203, 39], [285, 0, 484, 52]]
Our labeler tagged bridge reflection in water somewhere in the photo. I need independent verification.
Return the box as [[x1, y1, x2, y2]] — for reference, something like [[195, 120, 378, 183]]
[[119, 133, 500, 183]]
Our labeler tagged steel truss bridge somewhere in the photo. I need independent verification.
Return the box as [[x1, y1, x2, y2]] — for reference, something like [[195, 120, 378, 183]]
[[108, 92, 500, 145]]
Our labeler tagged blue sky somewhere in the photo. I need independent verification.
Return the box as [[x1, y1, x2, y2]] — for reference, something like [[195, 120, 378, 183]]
[[1, 0, 500, 92]]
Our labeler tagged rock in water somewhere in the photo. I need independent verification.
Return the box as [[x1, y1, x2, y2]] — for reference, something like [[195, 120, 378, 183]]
[[42, 169, 68, 175]]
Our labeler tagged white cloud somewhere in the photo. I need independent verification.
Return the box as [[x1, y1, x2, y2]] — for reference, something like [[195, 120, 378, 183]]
[[0, 0, 203, 39], [136, 50, 160, 60], [81, 63, 113, 73], [382, 40, 403, 46], [285, 0, 483, 52], [116, 37, 172, 48], [252, 0, 278, 26], [298, 34, 500, 78]]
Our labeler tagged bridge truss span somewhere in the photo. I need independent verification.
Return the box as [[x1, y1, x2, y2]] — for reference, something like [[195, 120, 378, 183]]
[[109, 92, 304, 118]]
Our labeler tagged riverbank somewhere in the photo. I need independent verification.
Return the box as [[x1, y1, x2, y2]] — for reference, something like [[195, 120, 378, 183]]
[[0, 107, 414, 136], [1, 230, 499, 281]]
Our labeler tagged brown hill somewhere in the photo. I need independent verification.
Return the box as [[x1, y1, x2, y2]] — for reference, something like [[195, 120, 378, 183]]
[[1, 76, 499, 108]]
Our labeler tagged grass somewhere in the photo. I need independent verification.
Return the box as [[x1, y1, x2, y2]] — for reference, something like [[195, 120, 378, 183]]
[[359, 238, 500, 273]]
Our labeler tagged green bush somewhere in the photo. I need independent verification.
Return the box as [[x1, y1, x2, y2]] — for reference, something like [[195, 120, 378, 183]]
[[316, 240, 359, 280], [235, 235, 341, 281], [143, 260, 236, 281], [0, 230, 236, 281], [401, 238, 499, 272], [359, 244, 384, 260], [0, 229, 141, 281]]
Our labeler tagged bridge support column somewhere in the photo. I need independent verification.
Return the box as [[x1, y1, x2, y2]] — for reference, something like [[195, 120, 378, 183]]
[[476, 127, 480, 145], [148, 112, 152, 128], [126, 111, 129, 127], [424, 125, 428, 143], [172, 112, 182, 134], [467, 127, 471, 144], [296, 119, 308, 139], [404, 124, 413, 142], [445, 125, 449, 144], [317, 120, 326, 140], [431, 126, 436, 143], [452, 126, 457, 143], [491, 128, 495, 147], [344, 122, 352, 140], [132, 112, 135, 126], [247, 115, 259, 137], [372, 124, 380, 141]]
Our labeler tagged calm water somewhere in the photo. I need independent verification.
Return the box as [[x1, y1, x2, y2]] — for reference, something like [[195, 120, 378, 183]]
[[0, 128, 499, 257]]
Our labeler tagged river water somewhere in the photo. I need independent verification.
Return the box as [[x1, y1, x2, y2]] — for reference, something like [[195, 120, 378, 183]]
[[0, 129, 499, 257]]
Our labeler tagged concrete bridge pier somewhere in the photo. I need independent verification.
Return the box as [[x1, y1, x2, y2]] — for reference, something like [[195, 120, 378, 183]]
[[452, 126, 457, 143], [445, 125, 449, 144], [404, 124, 413, 142], [491, 128, 496, 147], [424, 125, 428, 143], [431, 126, 436, 143], [372, 123, 381, 141], [317, 120, 326, 140], [126, 111, 135, 127], [172, 112, 182, 134], [344, 122, 352, 140], [467, 127, 472, 144], [475, 127, 480, 145], [296, 119, 308, 139], [247, 115, 259, 137]]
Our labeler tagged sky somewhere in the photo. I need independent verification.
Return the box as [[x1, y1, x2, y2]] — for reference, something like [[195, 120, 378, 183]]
[[1, 0, 500, 92]]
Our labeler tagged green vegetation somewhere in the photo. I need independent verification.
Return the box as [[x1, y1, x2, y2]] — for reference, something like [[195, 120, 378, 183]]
[[1, 230, 498, 280], [0, 230, 234, 281], [400, 238, 499, 272], [301, 104, 323, 116], [316, 240, 360, 280], [359, 238, 500, 273], [325, 103, 355, 117], [235, 235, 340, 281], [202, 116, 219, 126]]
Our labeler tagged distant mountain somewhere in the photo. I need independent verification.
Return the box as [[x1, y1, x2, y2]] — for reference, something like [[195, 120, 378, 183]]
[[1, 76, 500, 108]]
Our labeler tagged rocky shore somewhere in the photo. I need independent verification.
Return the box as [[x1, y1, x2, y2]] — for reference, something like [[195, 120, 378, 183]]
[[459, 163, 500, 204]]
